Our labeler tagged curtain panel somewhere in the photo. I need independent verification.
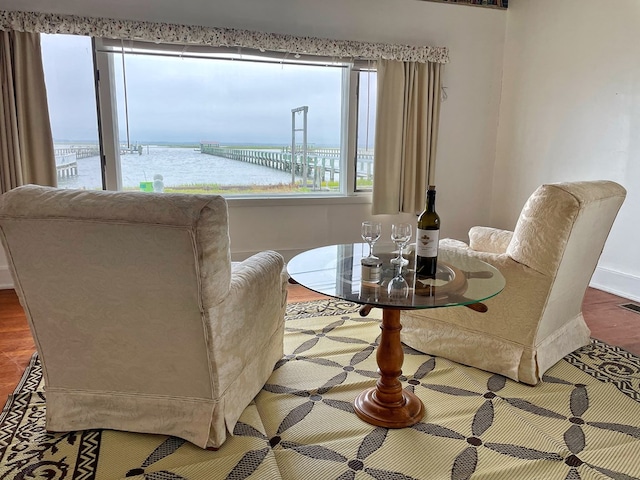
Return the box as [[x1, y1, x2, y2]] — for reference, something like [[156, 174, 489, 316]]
[[372, 60, 442, 215], [0, 30, 56, 193]]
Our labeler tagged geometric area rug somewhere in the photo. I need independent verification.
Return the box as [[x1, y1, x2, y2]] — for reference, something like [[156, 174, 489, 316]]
[[2, 300, 640, 479]]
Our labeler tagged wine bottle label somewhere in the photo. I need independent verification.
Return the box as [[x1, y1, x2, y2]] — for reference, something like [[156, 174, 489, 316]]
[[416, 228, 439, 257]]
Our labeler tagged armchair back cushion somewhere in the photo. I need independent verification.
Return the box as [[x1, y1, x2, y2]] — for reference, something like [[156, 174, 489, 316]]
[[0, 185, 286, 448]]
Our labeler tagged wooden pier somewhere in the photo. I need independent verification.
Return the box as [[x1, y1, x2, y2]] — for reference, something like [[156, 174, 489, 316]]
[[55, 147, 100, 160], [54, 145, 142, 179], [200, 144, 373, 187], [54, 147, 100, 179], [55, 152, 78, 179]]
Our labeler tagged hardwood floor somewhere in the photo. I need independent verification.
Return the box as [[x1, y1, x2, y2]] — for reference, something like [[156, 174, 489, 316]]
[[0, 289, 37, 404], [581, 288, 640, 356], [1, 286, 638, 406]]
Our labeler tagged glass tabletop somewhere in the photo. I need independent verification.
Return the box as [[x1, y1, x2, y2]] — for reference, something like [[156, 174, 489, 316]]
[[287, 243, 505, 310]]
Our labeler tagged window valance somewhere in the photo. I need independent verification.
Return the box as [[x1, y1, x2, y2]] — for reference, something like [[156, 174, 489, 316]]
[[0, 10, 449, 64], [421, 0, 507, 8]]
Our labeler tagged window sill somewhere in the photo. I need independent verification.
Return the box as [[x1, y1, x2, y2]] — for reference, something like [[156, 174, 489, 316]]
[[226, 192, 372, 208]]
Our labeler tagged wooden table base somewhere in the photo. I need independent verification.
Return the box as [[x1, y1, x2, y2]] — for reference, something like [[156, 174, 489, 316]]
[[353, 308, 425, 428]]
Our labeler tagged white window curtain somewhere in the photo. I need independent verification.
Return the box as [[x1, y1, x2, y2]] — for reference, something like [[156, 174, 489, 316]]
[[0, 30, 56, 193], [372, 59, 442, 215]]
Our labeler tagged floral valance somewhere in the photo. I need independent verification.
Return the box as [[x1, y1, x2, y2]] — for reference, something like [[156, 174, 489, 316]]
[[421, 0, 507, 8], [0, 10, 449, 64]]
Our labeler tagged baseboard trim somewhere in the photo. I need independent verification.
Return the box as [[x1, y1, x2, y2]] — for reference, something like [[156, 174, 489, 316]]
[[590, 266, 640, 303]]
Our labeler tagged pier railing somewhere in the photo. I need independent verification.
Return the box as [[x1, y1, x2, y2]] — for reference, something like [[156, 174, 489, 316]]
[[53, 147, 101, 180], [201, 144, 373, 187], [54, 152, 78, 179], [54, 145, 141, 179], [55, 147, 100, 160]]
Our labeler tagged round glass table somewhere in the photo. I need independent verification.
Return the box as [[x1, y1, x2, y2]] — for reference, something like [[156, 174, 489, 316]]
[[287, 243, 505, 428]]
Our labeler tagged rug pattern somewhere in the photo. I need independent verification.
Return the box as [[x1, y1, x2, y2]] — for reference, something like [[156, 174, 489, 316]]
[[1, 299, 640, 479]]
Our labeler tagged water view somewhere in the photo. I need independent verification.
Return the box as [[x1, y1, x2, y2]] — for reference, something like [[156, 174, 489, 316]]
[[56, 145, 298, 192]]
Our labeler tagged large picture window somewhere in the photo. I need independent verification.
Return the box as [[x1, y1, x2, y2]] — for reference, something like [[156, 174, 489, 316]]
[[41, 34, 102, 190], [40, 35, 377, 197]]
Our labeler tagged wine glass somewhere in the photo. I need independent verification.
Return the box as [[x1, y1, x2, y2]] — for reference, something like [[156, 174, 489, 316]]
[[390, 223, 412, 266], [387, 271, 409, 302], [361, 221, 382, 261]]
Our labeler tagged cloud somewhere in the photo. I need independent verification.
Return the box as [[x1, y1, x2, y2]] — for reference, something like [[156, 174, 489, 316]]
[[117, 55, 343, 144], [41, 34, 99, 142], [41, 33, 355, 146]]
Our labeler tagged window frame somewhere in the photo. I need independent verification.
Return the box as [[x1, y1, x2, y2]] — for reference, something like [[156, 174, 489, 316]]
[[92, 38, 374, 201]]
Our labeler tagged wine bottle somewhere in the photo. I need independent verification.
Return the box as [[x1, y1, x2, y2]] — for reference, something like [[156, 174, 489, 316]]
[[415, 185, 440, 278]]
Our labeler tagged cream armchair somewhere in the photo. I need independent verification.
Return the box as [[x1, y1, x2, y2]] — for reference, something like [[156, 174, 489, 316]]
[[401, 180, 626, 385], [0, 185, 288, 448]]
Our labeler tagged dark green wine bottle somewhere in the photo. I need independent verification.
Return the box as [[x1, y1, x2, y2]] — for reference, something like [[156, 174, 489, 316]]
[[415, 185, 440, 278]]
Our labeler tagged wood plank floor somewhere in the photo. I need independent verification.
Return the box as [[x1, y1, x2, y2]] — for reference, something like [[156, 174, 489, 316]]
[[1, 286, 638, 406], [0, 289, 37, 405]]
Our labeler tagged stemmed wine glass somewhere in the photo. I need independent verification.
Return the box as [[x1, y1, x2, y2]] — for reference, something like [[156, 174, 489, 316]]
[[387, 264, 410, 302], [390, 223, 412, 266], [361, 221, 382, 261]]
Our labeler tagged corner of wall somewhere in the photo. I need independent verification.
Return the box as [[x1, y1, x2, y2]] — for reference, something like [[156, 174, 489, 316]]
[[591, 266, 640, 303]]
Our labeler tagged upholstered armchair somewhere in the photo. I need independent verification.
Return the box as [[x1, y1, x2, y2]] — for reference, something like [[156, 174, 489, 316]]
[[0, 185, 288, 448], [401, 180, 626, 385]]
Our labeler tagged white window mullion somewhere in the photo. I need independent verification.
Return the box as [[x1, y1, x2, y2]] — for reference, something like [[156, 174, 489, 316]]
[[93, 38, 122, 191], [342, 67, 358, 195]]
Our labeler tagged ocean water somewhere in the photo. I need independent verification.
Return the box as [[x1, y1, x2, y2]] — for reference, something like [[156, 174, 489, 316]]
[[57, 146, 297, 190]]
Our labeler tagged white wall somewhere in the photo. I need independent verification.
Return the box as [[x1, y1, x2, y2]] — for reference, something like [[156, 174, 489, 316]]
[[0, 0, 508, 288], [495, 0, 640, 301], [227, 198, 414, 262]]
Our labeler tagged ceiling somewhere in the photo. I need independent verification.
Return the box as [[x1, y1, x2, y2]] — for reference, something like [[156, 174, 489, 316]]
[[0, 0, 506, 49], [0, 0, 506, 33]]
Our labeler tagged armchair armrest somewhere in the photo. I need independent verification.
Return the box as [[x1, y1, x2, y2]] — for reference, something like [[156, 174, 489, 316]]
[[468, 226, 513, 254], [206, 250, 287, 389], [201, 250, 287, 444], [229, 250, 287, 306]]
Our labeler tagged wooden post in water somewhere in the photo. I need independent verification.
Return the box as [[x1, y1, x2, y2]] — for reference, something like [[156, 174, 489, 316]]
[[291, 106, 309, 188], [290, 113, 296, 185]]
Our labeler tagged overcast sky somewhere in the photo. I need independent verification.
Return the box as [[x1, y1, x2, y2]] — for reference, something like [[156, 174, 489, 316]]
[[41, 34, 377, 147]]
